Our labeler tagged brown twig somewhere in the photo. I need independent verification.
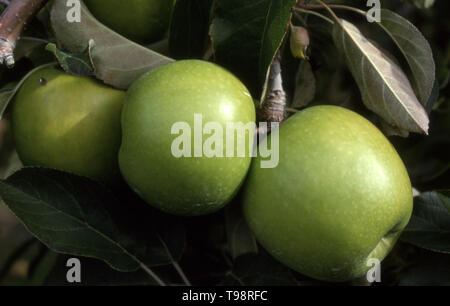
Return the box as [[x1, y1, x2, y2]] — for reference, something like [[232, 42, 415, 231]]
[[296, 1, 365, 19], [258, 50, 287, 135], [296, 3, 323, 10], [0, 0, 48, 68]]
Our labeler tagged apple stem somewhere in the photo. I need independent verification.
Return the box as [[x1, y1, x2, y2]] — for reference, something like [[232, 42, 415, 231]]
[[258, 50, 287, 134], [0, 0, 48, 68]]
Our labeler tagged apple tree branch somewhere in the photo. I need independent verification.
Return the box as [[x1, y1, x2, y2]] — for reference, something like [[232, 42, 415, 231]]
[[0, 0, 48, 67]]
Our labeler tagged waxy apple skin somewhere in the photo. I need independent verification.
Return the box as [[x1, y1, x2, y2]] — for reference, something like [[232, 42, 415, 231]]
[[119, 60, 255, 216], [242, 105, 413, 282], [12, 68, 125, 182], [84, 0, 173, 43]]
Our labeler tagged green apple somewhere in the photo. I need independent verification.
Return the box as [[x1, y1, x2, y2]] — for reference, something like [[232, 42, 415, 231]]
[[242, 105, 413, 282], [119, 60, 256, 216], [83, 0, 174, 43], [12, 68, 125, 182]]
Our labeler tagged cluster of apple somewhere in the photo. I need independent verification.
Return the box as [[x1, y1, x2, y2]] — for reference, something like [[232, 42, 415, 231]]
[[10, 0, 413, 282]]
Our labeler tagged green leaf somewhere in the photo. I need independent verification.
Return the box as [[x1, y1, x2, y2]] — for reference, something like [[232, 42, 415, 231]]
[[292, 60, 316, 108], [378, 9, 435, 107], [221, 252, 297, 286], [332, 19, 429, 134], [50, 0, 174, 89], [169, 0, 213, 59], [0, 168, 186, 274], [45, 43, 94, 76], [401, 191, 450, 254], [210, 0, 297, 99]]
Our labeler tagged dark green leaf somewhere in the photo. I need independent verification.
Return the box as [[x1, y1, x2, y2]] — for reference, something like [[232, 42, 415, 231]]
[[169, 0, 213, 59], [332, 19, 429, 134], [210, 0, 297, 99], [378, 9, 435, 106], [45, 43, 94, 76], [292, 60, 316, 108], [0, 168, 186, 274], [401, 191, 450, 253], [0, 168, 137, 271], [50, 0, 174, 89]]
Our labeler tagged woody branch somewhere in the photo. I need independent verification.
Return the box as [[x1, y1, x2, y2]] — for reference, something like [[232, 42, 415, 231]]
[[0, 0, 48, 67], [258, 50, 287, 136]]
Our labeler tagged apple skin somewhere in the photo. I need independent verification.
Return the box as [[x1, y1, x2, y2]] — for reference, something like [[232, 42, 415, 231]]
[[83, 0, 174, 43], [12, 68, 125, 182], [119, 60, 255, 216], [242, 105, 413, 282]]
